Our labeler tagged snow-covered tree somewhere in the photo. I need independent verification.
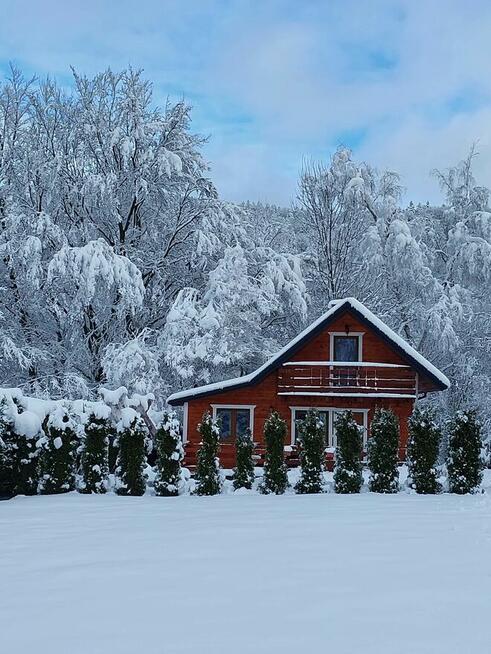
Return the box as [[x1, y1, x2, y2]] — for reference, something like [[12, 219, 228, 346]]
[[194, 411, 221, 496], [38, 408, 78, 494], [79, 413, 111, 494], [0, 68, 226, 397], [0, 399, 17, 497], [260, 411, 289, 495], [154, 412, 183, 497], [407, 406, 442, 494], [0, 395, 41, 496], [297, 147, 389, 300], [368, 409, 400, 494], [115, 414, 148, 496], [334, 411, 362, 494], [160, 240, 307, 383], [233, 428, 255, 491], [447, 410, 483, 494], [14, 436, 39, 496], [295, 410, 325, 494]]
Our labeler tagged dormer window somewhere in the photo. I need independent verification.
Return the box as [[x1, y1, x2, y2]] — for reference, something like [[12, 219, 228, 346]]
[[329, 332, 363, 362]]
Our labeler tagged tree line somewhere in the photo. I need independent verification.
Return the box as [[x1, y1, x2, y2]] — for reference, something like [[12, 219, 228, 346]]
[[0, 66, 489, 443]]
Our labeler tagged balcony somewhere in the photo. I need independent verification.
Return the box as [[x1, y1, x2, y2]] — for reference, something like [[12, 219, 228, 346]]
[[277, 361, 418, 398]]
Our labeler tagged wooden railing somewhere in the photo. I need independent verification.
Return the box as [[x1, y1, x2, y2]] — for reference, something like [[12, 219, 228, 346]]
[[277, 362, 417, 397]]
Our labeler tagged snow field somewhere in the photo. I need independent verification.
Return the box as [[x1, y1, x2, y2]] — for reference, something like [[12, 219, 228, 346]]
[[1, 471, 490, 654]]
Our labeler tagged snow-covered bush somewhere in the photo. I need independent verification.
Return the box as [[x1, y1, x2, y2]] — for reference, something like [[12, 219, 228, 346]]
[[447, 410, 483, 494], [334, 411, 363, 494], [260, 411, 289, 495], [15, 433, 39, 496], [0, 399, 17, 497], [154, 412, 183, 497], [194, 412, 221, 496], [79, 413, 111, 494], [368, 409, 400, 494], [295, 410, 325, 494], [407, 407, 442, 494], [38, 408, 78, 494], [115, 414, 148, 496], [233, 428, 255, 491]]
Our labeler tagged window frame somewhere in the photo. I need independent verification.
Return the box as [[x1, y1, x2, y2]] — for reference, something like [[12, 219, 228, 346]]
[[329, 331, 364, 362], [211, 404, 255, 441]]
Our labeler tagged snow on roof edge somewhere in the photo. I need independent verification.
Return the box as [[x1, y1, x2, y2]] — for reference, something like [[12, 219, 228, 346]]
[[167, 297, 450, 404], [345, 298, 450, 389], [167, 299, 347, 404]]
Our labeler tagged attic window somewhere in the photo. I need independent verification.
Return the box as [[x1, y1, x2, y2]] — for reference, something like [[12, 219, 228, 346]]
[[332, 334, 362, 362]]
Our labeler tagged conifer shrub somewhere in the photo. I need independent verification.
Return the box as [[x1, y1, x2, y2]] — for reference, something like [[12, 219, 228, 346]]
[[15, 433, 39, 496], [447, 410, 483, 494], [38, 408, 78, 494], [295, 410, 325, 494], [154, 412, 183, 497], [115, 415, 148, 496], [233, 427, 255, 491], [108, 431, 119, 474], [79, 413, 111, 494], [407, 406, 442, 494], [334, 410, 363, 494], [260, 410, 289, 495], [194, 411, 222, 496], [368, 408, 400, 493], [0, 399, 17, 498]]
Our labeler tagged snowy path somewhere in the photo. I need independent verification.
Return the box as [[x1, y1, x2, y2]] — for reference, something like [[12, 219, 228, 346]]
[[2, 489, 491, 654]]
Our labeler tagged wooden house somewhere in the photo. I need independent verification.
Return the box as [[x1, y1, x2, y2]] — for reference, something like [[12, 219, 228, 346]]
[[167, 297, 450, 469]]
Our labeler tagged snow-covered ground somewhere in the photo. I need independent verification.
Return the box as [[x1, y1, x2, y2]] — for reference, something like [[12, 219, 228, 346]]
[[2, 473, 491, 654]]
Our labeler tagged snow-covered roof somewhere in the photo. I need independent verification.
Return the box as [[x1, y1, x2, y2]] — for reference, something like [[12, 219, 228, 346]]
[[167, 297, 450, 405]]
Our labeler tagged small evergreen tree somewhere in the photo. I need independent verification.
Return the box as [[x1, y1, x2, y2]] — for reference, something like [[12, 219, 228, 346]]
[[108, 431, 119, 474], [79, 413, 111, 494], [368, 408, 400, 493], [334, 410, 363, 494], [0, 399, 17, 498], [115, 416, 148, 496], [295, 410, 325, 494], [15, 434, 39, 496], [260, 410, 289, 495], [194, 411, 222, 496], [407, 406, 442, 494], [233, 428, 255, 491], [154, 412, 183, 497], [39, 408, 77, 494], [447, 410, 483, 494]]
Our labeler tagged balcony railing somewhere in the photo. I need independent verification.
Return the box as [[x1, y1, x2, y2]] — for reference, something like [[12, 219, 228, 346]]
[[277, 361, 417, 397]]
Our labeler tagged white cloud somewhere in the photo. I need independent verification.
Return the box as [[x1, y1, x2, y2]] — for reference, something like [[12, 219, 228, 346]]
[[1, 0, 491, 205]]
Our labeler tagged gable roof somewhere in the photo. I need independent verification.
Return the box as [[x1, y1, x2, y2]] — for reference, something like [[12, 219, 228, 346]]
[[167, 297, 450, 405]]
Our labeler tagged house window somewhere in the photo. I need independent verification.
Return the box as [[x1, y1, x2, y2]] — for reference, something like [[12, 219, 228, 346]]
[[291, 407, 367, 447], [212, 405, 254, 441], [333, 335, 360, 362]]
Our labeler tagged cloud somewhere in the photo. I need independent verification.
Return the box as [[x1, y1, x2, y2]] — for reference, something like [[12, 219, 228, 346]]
[[1, 0, 491, 204]]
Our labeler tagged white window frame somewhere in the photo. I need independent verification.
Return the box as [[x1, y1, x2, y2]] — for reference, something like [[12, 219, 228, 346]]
[[210, 404, 255, 437], [182, 401, 189, 443], [329, 331, 364, 362], [289, 406, 368, 447]]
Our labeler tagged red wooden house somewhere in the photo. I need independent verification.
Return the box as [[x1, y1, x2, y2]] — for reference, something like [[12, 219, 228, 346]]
[[167, 297, 450, 469]]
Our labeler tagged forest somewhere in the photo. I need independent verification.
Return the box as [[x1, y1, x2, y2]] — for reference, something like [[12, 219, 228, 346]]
[[0, 67, 489, 440]]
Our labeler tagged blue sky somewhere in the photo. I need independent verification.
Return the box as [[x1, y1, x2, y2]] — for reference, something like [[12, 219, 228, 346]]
[[1, 0, 491, 205]]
